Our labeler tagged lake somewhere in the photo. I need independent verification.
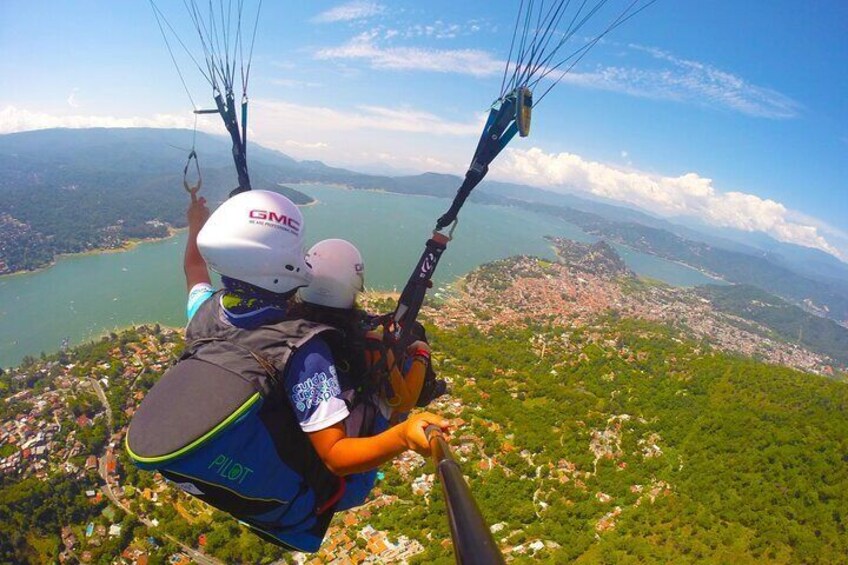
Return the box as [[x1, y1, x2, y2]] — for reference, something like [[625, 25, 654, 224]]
[[0, 184, 720, 368]]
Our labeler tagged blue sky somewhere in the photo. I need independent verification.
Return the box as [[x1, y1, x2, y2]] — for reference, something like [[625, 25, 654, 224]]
[[1, 1, 846, 260]]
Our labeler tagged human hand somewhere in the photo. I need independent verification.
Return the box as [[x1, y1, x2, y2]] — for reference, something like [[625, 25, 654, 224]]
[[399, 412, 449, 456], [187, 196, 210, 233]]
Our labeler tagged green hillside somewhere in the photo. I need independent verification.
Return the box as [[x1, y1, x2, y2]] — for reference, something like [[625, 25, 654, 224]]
[[411, 318, 848, 563], [0, 129, 313, 274], [696, 284, 848, 367]]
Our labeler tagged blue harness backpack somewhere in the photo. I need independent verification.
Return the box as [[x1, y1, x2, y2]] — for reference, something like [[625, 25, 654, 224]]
[[126, 292, 347, 552]]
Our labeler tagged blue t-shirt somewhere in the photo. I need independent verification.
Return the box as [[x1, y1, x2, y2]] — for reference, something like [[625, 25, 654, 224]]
[[187, 283, 350, 432]]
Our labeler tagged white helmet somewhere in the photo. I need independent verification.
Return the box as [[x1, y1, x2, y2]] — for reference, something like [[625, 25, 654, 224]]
[[299, 239, 365, 309], [197, 190, 311, 293]]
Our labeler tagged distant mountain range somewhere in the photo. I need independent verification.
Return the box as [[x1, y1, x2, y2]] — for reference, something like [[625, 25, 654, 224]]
[[0, 127, 845, 324]]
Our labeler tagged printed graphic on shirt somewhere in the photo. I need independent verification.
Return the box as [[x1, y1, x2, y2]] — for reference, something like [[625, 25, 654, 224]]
[[292, 368, 342, 413], [186, 282, 214, 322], [285, 338, 349, 432]]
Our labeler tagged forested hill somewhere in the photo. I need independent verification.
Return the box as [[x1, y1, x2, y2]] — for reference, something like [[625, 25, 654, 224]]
[[0, 128, 313, 274], [695, 284, 848, 367]]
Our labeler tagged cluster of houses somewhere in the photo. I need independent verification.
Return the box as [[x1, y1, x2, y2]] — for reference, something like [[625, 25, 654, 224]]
[[0, 386, 90, 479], [429, 252, 838, 376], [293, 495, 425, 564]]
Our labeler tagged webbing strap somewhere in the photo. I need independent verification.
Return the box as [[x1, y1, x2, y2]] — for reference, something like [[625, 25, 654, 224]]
[[390, 236, 448, 348], [436, 167, 486, 230], [214, 92, 252, 195], [392, 90, 525, 346]]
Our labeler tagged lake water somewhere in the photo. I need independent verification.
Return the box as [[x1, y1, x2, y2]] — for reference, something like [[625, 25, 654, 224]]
[[0, 184, 719, 368]]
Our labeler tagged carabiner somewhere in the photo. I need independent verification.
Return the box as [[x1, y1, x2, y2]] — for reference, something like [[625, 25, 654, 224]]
[[432, 219, 459, 244], [183, 150, 202, 196], [445, 218, 459, 241]]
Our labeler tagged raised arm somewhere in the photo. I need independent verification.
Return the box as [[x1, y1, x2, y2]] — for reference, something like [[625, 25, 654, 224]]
[[184, 195, 211, 291]]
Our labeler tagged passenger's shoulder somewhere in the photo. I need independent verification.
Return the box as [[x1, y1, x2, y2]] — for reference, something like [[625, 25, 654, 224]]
[[186, 283, 217, 322]]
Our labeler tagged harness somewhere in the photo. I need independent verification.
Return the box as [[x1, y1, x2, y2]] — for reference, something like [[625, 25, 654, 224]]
[[126, 291, 348, 552]]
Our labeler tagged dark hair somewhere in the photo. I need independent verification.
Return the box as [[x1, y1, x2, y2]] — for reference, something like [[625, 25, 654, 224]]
[[288, 300, 359, 329], [289, 299, 371, 380]]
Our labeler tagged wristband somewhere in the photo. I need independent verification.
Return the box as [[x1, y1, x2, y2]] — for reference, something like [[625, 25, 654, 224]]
[[412, 349, 430, 360]]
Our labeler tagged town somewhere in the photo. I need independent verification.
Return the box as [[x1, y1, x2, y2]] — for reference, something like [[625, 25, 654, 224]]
[[427, 239, 842, 376]]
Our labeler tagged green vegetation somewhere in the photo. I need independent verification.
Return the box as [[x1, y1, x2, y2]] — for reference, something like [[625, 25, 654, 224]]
[[697, 284, 848, 367], [0, 129, 313, 274], [428, 320, 848, 563], [0, 476, 104, 563]]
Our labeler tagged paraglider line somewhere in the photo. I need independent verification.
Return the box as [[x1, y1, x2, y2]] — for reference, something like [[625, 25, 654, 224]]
[[149, 0, 204, 108], [500, 0, 526, 96], [242, 0, 262, 95], [534, 0, 657, 105]]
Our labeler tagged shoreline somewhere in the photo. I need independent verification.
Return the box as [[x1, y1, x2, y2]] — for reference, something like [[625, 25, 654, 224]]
[[0, 182, 444, 280], [298, 197, 321, 208], [290, 181, 395, 197], [0, 227, 186, 281], [0, 178, 451, 280], [0, 185, 323, 280], [1, 322, 186, 372], [611, 241, 727, 285], [1, 291, 415, 370]]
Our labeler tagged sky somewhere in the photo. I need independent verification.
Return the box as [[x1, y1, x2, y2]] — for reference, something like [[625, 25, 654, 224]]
[[1, 0, 847, 261]]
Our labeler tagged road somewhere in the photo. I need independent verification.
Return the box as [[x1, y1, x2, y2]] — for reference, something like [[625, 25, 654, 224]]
[[87, 377, 113, 430]]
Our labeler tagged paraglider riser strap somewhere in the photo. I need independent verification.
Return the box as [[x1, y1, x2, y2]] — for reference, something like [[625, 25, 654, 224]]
[[436, 166, 487, 230]]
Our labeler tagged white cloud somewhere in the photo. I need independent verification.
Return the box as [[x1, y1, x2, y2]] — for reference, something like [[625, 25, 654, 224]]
[[252, 99, 481, 136], [315, 33, 798, 118], [403, 21, 463, 40], [312, 1, 384, 24], [314, 31, 503, 77], [0, 102, 474, 174], [406, 154, 457, 171], [67, 88, 80, 108], [245, 99, 473, 173], [282, 139, 329, 150], [557, 45, 801, 119], [0, 105, 221, 135], [496, 147, 844, 259]]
